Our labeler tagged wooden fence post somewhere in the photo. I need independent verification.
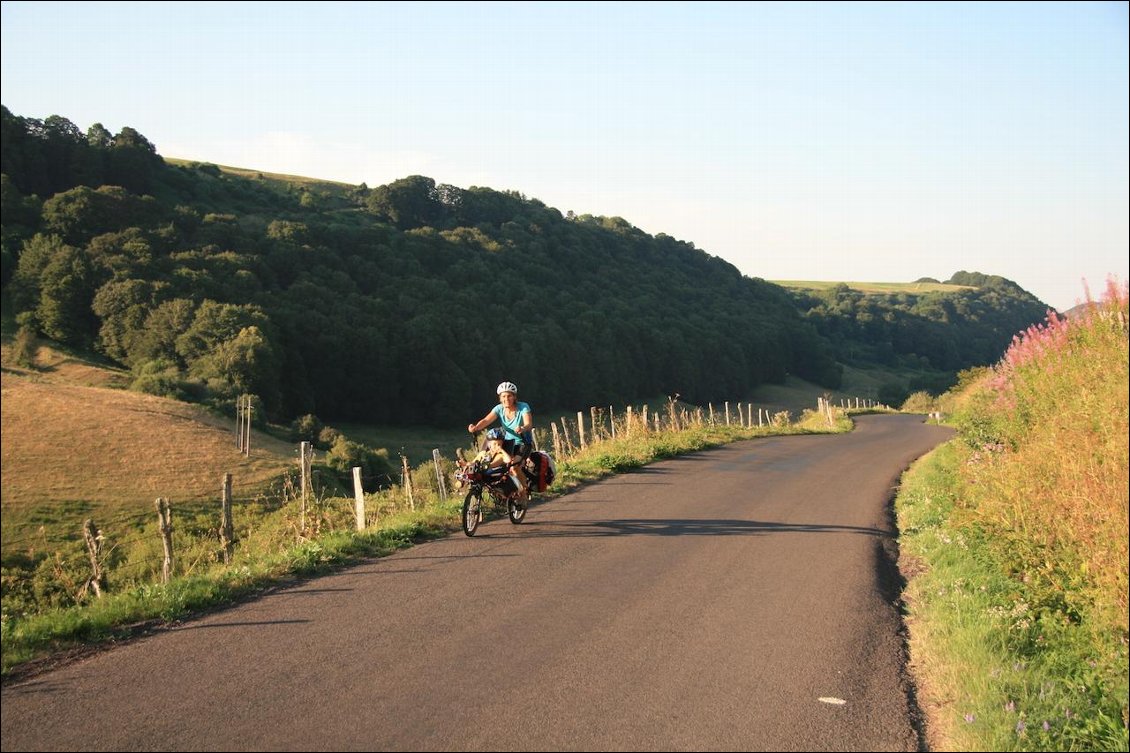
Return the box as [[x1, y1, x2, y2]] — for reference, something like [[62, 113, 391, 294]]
[[235, 396, 243, 450], [642, 405, 649, 431], [155, 498, 173, 584], [299, 441, 311, 536], [551, 422, 563, 460], [559, 417, 572, 455], [244, 396, 252, 456], [609, 405, 616, 439], [401, 454, 415, 511], [236, 395, 252, 456], [220, 474, 234, 564], [577, 411, 586, 449], [352, 466, 366, 531], [82, 518, 106, 598], [432, 449, 448, 501]]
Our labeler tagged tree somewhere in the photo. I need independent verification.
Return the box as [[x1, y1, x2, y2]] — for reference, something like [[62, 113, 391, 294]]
[[86, 123, 113, 150], [366, 175, 445, 230], [34, 243, 100, 345], [175, 301, 280, 408], [91, 278, 166, 363], [108, 126, 161, 193], [10, 233, 72, 318], [41, 185, 163, 245], [131, 298, 196, 365], [189, 324, 280, 401]]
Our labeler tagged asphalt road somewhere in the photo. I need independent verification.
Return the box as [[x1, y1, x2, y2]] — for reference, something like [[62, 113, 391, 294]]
[[1, 414, 952, 752]]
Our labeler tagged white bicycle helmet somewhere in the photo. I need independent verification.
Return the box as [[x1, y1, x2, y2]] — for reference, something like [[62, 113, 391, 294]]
[[496, 381, 518, 395]]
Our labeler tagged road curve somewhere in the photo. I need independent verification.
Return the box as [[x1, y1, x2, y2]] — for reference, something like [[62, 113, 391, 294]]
[[1, 414, 952, 752]]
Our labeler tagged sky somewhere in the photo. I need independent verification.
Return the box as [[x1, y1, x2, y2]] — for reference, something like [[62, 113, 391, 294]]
[[1, 1, 1126, 312]]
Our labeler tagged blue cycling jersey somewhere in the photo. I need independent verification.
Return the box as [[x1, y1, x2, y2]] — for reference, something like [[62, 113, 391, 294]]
[[492, 401, 531, 444]]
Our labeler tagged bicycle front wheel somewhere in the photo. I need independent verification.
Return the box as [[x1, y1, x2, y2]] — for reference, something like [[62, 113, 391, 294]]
[[462, 490, 482, 536]]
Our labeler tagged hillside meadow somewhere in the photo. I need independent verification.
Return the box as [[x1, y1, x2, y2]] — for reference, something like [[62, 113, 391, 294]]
[[1, 342, 294, 549], [772, 279, 976, 295]]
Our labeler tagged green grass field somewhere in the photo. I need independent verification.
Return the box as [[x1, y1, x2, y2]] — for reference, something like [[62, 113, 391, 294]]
[[334, 422, 474, 466], [771, 279, 974, 295], [163, 157, 356, 194]]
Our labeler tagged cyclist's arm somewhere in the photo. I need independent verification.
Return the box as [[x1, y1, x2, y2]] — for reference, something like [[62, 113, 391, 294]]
[[468, 410, 498, 434]]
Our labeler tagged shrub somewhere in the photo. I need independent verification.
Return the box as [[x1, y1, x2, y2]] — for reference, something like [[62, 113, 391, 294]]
[[900, 390, 936, 413], [289, 414, 323, 444], [317, 426, 342, 449], [323, 436, 396, 490], [11, 325, 37, 368], [130, 359, 194, 400]]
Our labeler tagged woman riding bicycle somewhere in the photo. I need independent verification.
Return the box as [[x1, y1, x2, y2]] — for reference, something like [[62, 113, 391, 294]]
[[467, 381, 533, 500]]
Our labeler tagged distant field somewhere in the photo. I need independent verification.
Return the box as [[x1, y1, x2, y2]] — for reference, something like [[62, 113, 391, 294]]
[[748, 367, 893, 414], [771, 280, 974, 295], [163, 157, 355, 192], [334, 422, 474, 466]]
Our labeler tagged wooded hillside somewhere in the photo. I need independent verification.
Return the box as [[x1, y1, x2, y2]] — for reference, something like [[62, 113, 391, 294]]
[[1, 106, 1048, 425]]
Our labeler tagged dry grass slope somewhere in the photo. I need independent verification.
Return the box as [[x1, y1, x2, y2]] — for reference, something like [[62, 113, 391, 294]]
[[1, 345, 294, 544], [771, 279, 974, 295]]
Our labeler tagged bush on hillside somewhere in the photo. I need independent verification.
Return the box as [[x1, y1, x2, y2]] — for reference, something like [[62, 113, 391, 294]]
[[11, 324, 37, 368], [289, 414, 324, 444], [900, 391, 936, 414], [130, 358, 203, 401], [316, 426, 342, 448], [323, 435, 396, 491]]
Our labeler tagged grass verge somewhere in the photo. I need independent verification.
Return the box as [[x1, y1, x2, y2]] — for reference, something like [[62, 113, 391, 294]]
[[896, 442, 1129, 751]]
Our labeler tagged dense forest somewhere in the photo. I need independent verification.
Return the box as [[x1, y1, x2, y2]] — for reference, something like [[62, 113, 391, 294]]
[[1, 106, 1048, 424]]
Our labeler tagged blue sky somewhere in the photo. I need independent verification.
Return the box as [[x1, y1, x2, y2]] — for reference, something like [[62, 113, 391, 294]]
[[2, 1, 1126, 311]]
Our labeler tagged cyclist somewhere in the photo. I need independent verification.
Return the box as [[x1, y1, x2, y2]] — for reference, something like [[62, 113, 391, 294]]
[[467, 381, 533, 500]]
